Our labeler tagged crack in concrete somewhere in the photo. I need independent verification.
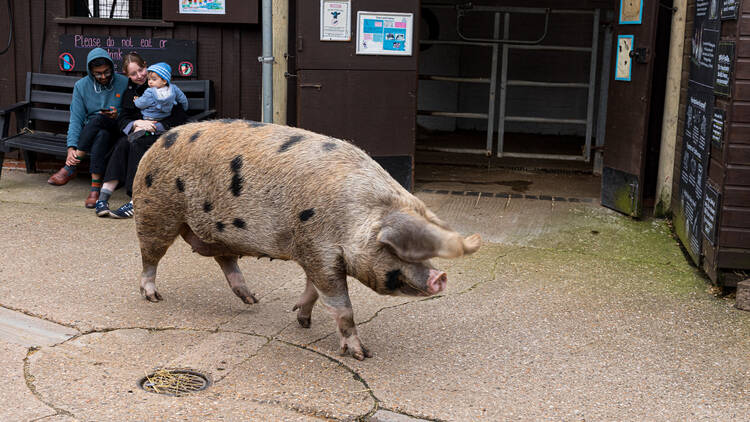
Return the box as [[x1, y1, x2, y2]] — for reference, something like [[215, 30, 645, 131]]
[[24, 348, 75, 420]]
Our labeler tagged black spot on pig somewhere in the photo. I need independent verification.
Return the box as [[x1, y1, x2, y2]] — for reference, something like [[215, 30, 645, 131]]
[[230, 174, 244, 196], [232, 218, 246, 229], [299, 208, 315, 222], [189, 131, 201, 143], [145, 174, 153, 187], [323, 142, 337, 151], [386, 270, 403, 291], [216, 221, 225, 232], [230, 156, 243, 172], [203, 201, 213, 212], [176, 178, 184, 192], [163, 131, 178, 149], [279, 135, 303, 153]]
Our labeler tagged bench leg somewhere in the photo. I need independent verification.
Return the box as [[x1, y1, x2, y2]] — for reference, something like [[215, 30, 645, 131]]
[[22, 150, 37, 173]]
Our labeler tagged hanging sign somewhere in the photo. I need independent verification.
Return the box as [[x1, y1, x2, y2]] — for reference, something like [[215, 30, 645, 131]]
[[702, 182, 721, 246], [356, 11, 413, 56], [320, 0, 351, 41], [711, 108, 726, 149], [690, 0, 722, 89], [714, 41, 734, 97], [720, 0, 740, 20]]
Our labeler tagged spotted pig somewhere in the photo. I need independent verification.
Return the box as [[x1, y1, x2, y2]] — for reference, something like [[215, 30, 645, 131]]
[[132, 120, 481, 360]]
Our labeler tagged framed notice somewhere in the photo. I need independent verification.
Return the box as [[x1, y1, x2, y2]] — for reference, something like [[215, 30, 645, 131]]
[[356, 11, 414, 56], [619, 0, 643, 24], [180, 0, 225, 14], [721, 0, 741, 20], [615, 35, 634, 81], [162, 0, 257, 23], [321, 1, 351, 41]]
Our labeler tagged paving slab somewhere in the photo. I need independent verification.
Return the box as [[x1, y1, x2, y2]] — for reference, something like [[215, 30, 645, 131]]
[[0, 341, 56, 421], [0, 307, 79, 347]]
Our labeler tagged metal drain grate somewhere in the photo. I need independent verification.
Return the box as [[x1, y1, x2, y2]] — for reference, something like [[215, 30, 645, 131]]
[[138, 369, 210, 396]]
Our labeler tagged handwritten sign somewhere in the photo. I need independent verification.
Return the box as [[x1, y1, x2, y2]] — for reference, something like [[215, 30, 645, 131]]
[[58, 35, 197, 76]]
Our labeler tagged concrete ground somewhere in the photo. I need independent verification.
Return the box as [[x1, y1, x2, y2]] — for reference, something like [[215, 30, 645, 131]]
[[0, 168, 748, 421]]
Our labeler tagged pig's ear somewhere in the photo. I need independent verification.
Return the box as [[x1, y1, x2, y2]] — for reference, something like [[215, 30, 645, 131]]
[[377, 212, 482, 261]]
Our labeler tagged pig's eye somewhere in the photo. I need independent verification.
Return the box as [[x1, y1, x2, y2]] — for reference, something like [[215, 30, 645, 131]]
[[385, 269, 403, 290]]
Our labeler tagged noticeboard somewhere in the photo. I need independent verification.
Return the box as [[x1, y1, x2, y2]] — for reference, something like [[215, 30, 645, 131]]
[[58, 35, 197, 77], [356, 11, 413, 56]]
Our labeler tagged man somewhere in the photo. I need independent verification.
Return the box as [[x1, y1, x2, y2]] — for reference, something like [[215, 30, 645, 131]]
[[48, 47, 128, 208]]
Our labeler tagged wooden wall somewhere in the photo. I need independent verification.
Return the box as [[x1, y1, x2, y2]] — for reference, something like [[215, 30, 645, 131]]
[[0, 0, 263, 121]]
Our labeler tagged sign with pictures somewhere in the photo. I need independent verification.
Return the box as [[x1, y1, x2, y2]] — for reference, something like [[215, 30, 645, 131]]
[[721, 0, 741, 20], [714, 41, 734, 97], [356, 11, 413, 56], [711, 109, 726, 149], [320, 0, 351, 41]]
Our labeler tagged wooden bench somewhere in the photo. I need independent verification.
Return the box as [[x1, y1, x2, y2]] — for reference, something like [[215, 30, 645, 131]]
[[0, 72, 215, 181]]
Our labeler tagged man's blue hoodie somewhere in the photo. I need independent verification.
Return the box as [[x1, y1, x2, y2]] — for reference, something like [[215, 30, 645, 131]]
[[66, 48, 128, 148]]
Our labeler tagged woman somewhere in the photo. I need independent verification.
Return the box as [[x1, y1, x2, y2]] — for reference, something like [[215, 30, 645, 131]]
[[95, 52, 188, 218]]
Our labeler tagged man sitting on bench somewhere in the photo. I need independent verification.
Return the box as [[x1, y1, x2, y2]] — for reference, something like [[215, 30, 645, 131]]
[[47, 47, 128, 209]]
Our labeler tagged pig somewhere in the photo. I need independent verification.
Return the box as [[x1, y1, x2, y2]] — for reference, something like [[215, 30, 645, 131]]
[[132, 120, 481, 360]]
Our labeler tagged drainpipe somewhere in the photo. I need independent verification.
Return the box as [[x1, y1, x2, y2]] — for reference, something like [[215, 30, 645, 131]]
[[654, 0, 687, 217], [260, 0, 274, 123]]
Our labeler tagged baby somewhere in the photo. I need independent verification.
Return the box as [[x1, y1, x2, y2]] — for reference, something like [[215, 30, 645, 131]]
[[130, 62, 188, 141]]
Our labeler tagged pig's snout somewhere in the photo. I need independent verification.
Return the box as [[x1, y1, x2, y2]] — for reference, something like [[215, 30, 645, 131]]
[[427, 270, 447, 294]]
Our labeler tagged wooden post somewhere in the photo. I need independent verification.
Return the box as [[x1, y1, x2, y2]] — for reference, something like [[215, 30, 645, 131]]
[[272, 0, 289, 125]]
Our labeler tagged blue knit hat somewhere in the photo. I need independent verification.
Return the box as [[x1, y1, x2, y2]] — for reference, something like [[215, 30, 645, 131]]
[[147, 62, 172, 84]]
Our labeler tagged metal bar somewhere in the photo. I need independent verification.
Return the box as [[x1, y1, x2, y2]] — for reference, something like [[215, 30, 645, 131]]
[[420, 39, 496, 47], [457, 8, 550, 45], [497, 13, 510, 158], [584, 9, 600, 162], [595, 18, 613, 175], [422, 4, 595, 15], [500, 152, 588, 161], [486, 12, 501, 156], [417, 146, 489, 155], [419, 75, 491, 84], [509, 45, 592, 52], [261, 0, 273, 123], [505, 116, 587, 124], [418, 111, 489, 119], [507, 80, 589, 88]]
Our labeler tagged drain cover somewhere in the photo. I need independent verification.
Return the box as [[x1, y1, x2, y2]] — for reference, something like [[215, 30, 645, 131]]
[[138, 369, 210, 396]]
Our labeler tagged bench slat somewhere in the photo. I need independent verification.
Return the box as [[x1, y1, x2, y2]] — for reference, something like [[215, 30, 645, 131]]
[[30, 90, 73, 105], [29, 108, 71, 123], [174, 80, 209, 93], [31, 73, 79, 89]]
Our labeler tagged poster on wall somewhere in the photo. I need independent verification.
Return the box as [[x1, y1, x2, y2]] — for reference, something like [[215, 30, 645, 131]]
[[615, 35, 633, 81], [356, 11, 413, 56], [679, 83, 714, 258], [711, 108, 725, 149], [721, 0, 741, 20], [702, 182, 721, 246], [619, 0, 643, 24], [714, 41, 735, 97], [180, 0, 226, 14], [58, 35, 197, 75], [690, 0, 722, 88], [320, 0, 351, 41]]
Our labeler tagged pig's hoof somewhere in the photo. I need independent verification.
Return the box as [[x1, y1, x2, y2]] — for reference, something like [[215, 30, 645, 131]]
[[296, 315, 311, 328], [239, 293, 259, 305], [140, 287, 163, 302], [232, 286, 258, 304], [339, 337, 372, 361]]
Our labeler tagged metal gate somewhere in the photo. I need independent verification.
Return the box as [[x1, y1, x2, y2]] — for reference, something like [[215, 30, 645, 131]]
[[418, 5, 601, 162]]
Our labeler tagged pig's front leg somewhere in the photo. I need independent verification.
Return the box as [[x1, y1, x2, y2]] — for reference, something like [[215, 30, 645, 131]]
[[318, 291, 372, 361], [292, 276, 318, 328]]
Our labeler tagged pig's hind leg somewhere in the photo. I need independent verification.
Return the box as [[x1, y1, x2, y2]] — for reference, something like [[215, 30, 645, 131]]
[[137, 223, 182, 302]]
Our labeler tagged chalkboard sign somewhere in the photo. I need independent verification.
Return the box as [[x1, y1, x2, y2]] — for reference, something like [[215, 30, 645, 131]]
[[679, 83, 714, 258], [714, 41, 734, 97], [58, 35, 197, 77], [703, 182, 720, 246], [711, 109, 725, 149], [721, 0, 741, 20], [690, 1, 722, 89]]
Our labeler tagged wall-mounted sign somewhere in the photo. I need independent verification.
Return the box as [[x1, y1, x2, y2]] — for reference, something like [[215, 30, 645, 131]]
[[721, 0, 741, 20], [619, 0, 643, 24], [179, 0, 225, 14], [58, 35, 197, 76], [356, 11, 413, 56], [321, 0, 351, 41], [714, 41, 734, 97], [691, 1, 722, 89], [615, 35, 633, 81], [702, 182, 721, 246], [711, 108, 726, 149]]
